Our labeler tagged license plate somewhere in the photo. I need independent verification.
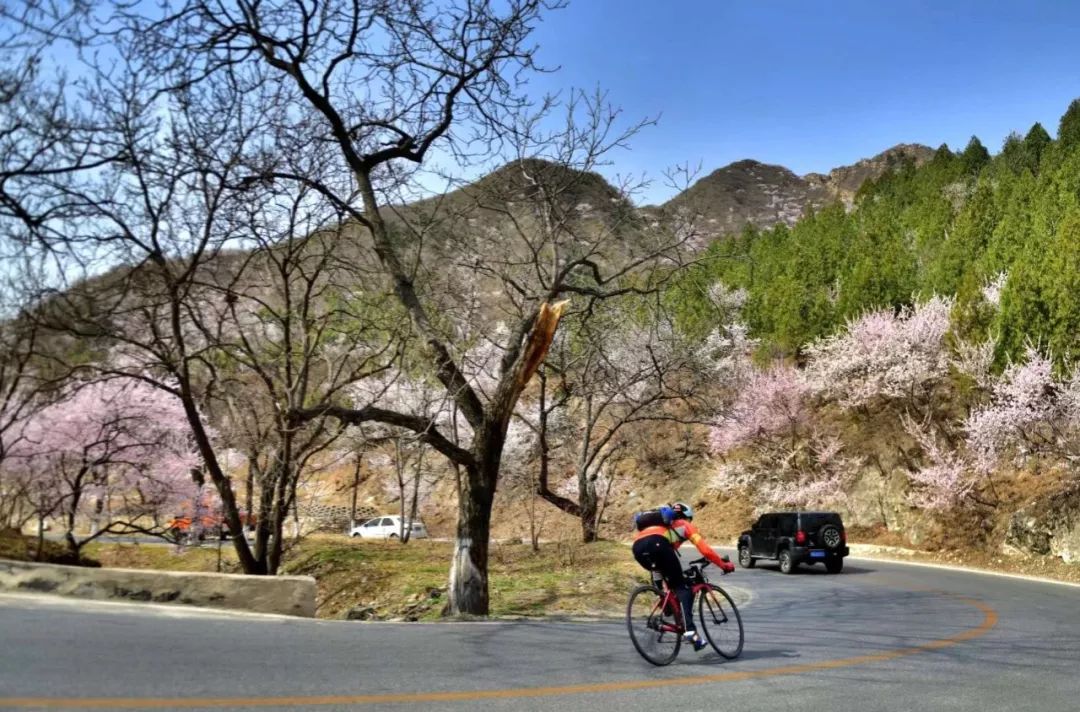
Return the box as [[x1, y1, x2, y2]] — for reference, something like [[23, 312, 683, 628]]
[[810, 550, 825, 558]]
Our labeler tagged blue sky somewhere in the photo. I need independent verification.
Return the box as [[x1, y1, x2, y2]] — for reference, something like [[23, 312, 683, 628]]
[[524, 0, 1080, 204]]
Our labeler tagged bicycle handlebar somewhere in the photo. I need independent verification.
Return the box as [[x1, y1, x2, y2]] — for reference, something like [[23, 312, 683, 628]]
[[685, 555, 732, 574]]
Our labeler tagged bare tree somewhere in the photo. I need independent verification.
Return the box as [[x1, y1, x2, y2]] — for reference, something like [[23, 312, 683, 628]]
[[0, 1, 101, 531], [14, 1, 699, 613], [194, 185, 401, 573], [500, 415, 549, 552], [0, 1, 110, 242], [533, 303, 716, 542], [112, 0, 650, 615], [388, 436, 431, 543]]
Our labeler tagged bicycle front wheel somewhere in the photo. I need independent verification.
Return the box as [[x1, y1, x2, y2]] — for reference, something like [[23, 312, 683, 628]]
[[698, 583, 744, 659], [626, 584, 681, 666]]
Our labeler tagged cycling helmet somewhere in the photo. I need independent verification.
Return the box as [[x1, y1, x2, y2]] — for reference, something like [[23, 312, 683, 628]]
[[671, 502, 694, 521]]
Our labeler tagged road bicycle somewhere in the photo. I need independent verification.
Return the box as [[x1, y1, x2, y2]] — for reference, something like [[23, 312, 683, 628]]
[[626, 556, 745, 666]]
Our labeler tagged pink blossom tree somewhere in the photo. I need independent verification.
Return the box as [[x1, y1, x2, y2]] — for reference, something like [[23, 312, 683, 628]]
[[6, 378, 203, 561], [901, 413, 975, 510], [710, 364, 859, 509], [0, 272, 52, 531], [711, 364, 810, 453], [965, 347, 1080, 476], [805, 296, 954, 409]]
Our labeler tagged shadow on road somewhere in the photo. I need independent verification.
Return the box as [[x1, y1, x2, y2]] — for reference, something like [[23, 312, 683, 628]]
[[674, 647, 802, 667], [747, 564, 876, 576]]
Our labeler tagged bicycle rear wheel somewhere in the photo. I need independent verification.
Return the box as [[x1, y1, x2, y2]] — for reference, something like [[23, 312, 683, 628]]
[[698, 583, 744, 659], [626, 584, 681, 666]]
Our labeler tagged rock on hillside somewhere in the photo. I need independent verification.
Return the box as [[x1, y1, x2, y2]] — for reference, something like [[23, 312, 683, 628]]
[[1005, 482, 1080, 563], [663, 143, 934, 239], [805, 143, 935, 207]]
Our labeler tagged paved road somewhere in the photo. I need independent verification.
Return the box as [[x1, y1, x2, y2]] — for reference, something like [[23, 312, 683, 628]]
[[1, 553, 1078, 712]]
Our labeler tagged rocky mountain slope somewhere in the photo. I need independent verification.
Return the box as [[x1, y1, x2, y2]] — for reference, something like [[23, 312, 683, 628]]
[[662, 143, 934, 237]]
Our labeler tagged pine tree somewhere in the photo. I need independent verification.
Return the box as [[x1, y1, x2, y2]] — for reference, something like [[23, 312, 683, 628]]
[[1022, 122, 1052, 172], [999, 132, 1027, 175], [929, 176, 997, 296], [960, 136, 991, 174], [1057, 98, 1080, 151]]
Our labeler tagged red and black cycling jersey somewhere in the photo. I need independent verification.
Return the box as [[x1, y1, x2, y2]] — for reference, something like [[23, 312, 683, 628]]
[[634, 518, 726, 568]]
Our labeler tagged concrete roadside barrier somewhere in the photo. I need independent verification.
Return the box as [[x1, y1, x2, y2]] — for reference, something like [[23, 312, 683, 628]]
[[0, 558, 316, 617]]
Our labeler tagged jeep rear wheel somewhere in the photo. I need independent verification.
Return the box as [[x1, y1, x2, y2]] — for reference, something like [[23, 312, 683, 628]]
[[738, 545, 755, 568], [778, 549, 795, 574], [820, 524, 842, 550], [825, 557, 844, 573]]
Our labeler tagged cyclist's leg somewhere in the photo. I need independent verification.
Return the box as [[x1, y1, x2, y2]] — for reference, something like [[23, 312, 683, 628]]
[[632, 535, 672, 583], [649, 541, 696, 633], [631, 536, 659, 572]]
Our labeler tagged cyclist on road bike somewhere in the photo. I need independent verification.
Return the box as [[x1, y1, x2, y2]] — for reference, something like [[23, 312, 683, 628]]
[[632, 502, 734, 651]]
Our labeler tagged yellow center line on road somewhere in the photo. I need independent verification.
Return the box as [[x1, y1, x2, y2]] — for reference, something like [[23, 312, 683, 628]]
[[1, 597, 998, 709]]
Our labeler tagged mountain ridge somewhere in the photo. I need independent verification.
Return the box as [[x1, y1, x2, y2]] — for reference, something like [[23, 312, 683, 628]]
[[661, 143, 935, 237]]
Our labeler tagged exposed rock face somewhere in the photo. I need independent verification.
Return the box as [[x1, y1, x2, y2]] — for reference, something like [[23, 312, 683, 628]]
[[1005, 483, 1080, 563], [662, 144, 934, 237], [805, 143, 935, 208], [838, 466, 938, 547]]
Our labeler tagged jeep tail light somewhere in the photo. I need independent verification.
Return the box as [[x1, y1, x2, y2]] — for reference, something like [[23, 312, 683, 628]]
[[795, 530, 807, 545], [841, 530, 847, 543]]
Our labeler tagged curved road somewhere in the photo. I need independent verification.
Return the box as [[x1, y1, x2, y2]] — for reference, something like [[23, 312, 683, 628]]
[[1, 553, 1078, 711]]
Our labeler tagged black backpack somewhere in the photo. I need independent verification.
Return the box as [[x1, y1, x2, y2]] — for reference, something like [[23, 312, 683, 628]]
[[633, 504, 675, 531]]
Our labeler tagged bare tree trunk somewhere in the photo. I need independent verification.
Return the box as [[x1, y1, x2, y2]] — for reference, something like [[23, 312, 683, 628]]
[[267, 460, 291, 575], [594, 469, 617, 542], [446, 427, 500, 616], [535, 371, 581, 517], [527, 490, 544, 553], [404, 446, 425, 545], [350, 452, 363, 525], [253, 476, 275, 568], [578, 397, 600, 544], [447, 468, 493, 616], [395, 439, 407, 541], [35, 514, 46, 562], [579, 470, 599, 544], [64, 466, 88, 563], [528, 494, 537, 552], [245, 458, 256, 531], [176, 373, 263, 574]]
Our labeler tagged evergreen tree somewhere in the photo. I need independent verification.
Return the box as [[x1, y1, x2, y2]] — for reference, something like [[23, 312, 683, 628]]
[[960, 136, 991, 174], [1022, 122, 1052, 172], [1057, 98, 1080, 151], [663, 101, 1080, 364], [999, 132, 1027, 175], [928, 176, 997, 296]]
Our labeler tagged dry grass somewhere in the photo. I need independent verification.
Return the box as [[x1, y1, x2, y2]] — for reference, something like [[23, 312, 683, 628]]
[[282, 535, 643, 620], [0, 528, 100, 566], [88, 540, 236, 573]]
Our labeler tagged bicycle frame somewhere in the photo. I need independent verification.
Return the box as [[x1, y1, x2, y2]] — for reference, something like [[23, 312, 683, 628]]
[[649, 575, 713, 634]]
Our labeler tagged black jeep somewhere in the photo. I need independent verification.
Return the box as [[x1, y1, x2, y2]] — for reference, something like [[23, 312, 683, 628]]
[[737, 512, 849, 574]]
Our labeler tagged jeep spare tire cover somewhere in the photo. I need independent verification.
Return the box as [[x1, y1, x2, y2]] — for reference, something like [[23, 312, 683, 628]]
[[820, 524, 842, 549]]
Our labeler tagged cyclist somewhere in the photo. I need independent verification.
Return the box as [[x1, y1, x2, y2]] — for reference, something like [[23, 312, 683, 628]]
[[632, 502, 734, 651]]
